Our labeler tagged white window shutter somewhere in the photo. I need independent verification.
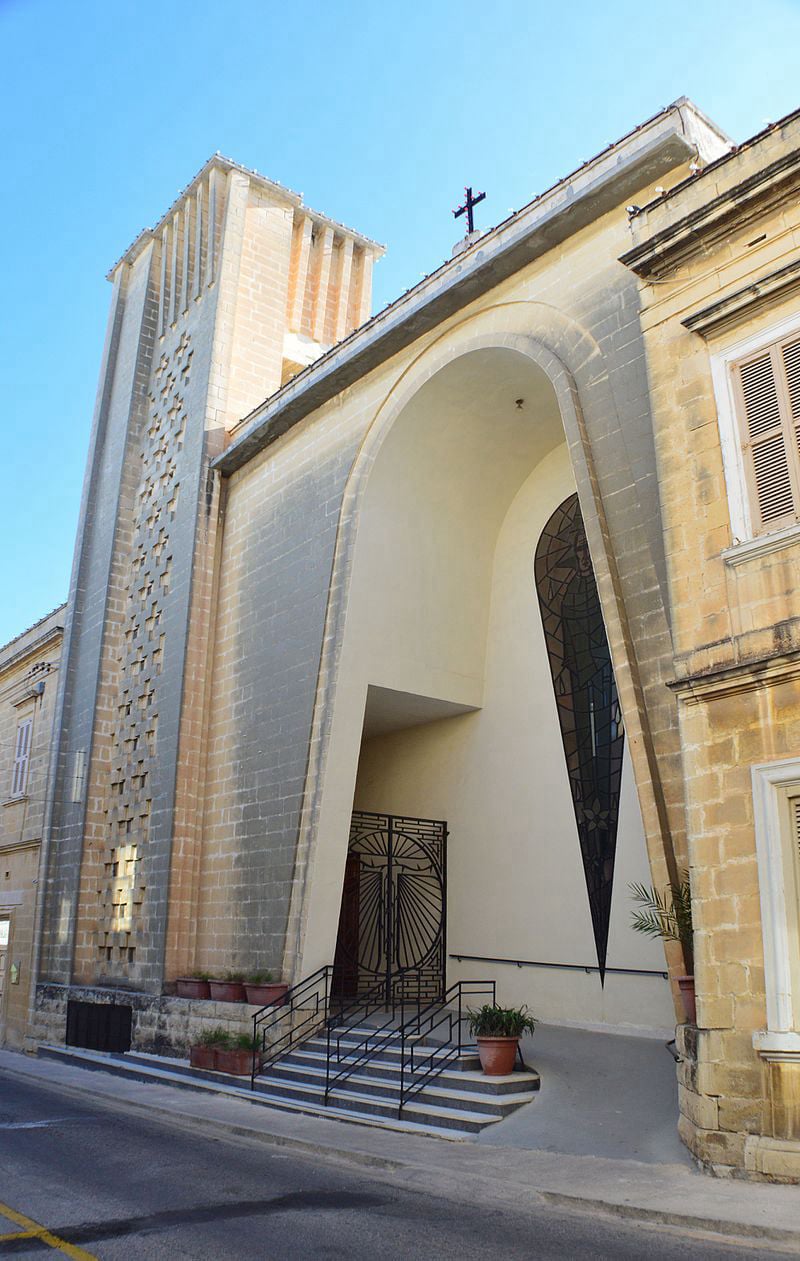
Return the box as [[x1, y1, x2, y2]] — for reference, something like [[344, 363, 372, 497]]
[[781, 337, 800, 465], [737, 350, 796, 528], [11, 718, 32, 796]]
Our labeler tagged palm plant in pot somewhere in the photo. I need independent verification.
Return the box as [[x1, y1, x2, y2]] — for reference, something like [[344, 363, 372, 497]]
[[630, 870, 695, 1022], [467, 1004, 535, 1075]]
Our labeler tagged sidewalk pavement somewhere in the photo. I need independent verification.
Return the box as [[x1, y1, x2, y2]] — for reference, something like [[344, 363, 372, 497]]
[[2, 1045, 799, 1248]]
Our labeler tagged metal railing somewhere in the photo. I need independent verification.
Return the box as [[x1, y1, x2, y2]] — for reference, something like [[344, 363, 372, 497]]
[[251, 964, 429, 1092], [251, 967, 502, 1121], [250, 965, 333, 1088], [398, 979, 496, 1114], [323, 968, 427, 1103]]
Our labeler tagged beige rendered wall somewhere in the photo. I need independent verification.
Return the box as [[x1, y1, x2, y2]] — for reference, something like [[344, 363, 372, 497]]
[[295, 342, 672, 1030], [351, 442, 673, 1031]]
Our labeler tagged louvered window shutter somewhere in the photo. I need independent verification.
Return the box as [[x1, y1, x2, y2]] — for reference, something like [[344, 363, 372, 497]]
[[735, 337, 800, 533], [11, 718, 32, 796]]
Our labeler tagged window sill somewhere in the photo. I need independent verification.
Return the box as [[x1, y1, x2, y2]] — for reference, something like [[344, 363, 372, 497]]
[[722, 522, 800, 568], [753, 1031, 800, 1061], [2, 795, 28, 808]]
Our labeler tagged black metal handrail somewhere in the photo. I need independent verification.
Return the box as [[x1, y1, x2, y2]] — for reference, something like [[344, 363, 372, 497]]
[[250, 964, 334, 1088], [398, 979, 497, 1113], [449, 952, 668, 979], [323, 968, 427, 1103]]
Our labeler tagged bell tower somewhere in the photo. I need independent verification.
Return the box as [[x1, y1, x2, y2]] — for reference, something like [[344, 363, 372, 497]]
[[37, 157, 383, 998]]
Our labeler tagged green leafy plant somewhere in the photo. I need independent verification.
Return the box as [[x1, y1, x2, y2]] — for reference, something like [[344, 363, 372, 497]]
[[232, 1032, 261, 1051], [224, 971, 246, 983], [195, 1026, 231, 1048], [629, 870, 694, 974], [247, 970, 274, 984], [467, 1004, 536, 1039], [190, 970, 211, 981]]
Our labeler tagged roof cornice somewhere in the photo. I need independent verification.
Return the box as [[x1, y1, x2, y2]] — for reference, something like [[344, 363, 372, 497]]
[[620, 110, 800, 280], [0, 623, 64, 679], [214, 100, 722, 477]]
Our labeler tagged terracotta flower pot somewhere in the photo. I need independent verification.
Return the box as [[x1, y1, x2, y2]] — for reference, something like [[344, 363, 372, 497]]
[[216, 1047, 256, 1076], [176, 977, 211, 1000], [476, 1036, 519, 1076], [189, 1044, 218, 1069], [208, 980, 246, 1002], [677, 975, 696, 1024], [245, 982, 289, 1007]]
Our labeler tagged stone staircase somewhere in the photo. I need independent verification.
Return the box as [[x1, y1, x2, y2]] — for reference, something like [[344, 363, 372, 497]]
[[257, 1022, 540, 1135], [38, 1022, 539, 1140]]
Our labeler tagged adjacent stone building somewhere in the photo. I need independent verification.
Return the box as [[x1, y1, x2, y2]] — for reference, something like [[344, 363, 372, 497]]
[[23, 98, 800, 1178], [0, 606, 64, 1048], [624, 112, 800, 1179]]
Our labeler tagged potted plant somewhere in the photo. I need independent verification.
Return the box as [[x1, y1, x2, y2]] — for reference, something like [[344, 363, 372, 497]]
[[208, 971, 247, 1002], [630, 870, 695, 1022], [189, 1026, 229, 1070], [244, 969, 289, 1007], [175, 971, 211, 1000], [216, 1032, 260, 1077], [467, 1004, 536, 1076]]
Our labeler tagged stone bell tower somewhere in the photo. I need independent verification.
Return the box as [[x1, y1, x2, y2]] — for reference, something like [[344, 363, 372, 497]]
[[37, 156, 383, 1007]]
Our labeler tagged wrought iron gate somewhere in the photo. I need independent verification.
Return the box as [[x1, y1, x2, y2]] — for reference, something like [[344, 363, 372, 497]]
[[333, 811, 447, 1005]]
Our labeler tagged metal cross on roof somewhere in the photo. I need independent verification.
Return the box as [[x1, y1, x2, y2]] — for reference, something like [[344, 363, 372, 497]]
[[453, 185, 486, 236]]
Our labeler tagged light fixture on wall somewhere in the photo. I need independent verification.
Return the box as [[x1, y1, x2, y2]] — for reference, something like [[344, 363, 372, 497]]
[[515, 398, 525, 410]]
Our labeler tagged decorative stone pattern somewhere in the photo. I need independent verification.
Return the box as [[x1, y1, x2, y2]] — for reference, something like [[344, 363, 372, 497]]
[[94, 333, 191, 975]]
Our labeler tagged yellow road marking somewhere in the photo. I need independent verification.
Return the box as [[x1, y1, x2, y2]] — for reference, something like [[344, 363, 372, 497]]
[[0, 1202, 97, 1259]]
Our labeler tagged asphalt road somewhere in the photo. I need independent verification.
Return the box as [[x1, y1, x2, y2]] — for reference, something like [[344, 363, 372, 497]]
[[0, 1070, 787, 1259]]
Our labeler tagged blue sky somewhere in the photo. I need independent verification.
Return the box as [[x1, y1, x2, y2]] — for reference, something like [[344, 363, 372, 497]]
[[2, 0, 799, 645]]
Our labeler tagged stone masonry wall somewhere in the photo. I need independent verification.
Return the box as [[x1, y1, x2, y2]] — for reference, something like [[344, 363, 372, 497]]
[[628, 115, 800, 1178]]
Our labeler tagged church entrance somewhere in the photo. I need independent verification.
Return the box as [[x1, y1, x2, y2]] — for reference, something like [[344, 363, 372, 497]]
[[306, 344, 674, 1034], [332, 810, 447, 1006]]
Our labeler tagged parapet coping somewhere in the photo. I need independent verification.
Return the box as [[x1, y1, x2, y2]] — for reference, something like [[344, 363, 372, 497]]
[[212, 98, 727, 477]]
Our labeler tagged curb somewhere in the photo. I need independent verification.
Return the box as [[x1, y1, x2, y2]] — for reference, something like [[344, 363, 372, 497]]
[[4, 1055, 799, 1248]]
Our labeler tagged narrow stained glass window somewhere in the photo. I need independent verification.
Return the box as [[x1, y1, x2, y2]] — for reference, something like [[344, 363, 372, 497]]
[[535, 494, 624, 980]]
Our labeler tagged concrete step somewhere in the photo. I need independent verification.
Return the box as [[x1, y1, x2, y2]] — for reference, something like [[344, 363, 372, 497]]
[[299, 1034, 482, 1072], [120, 1048, 526, 1118], [273, 1048, 540, 1097], [251, 1071, 501, 1133], [263, 1059, 538, 1116], [36, 1044, 476, 1141]]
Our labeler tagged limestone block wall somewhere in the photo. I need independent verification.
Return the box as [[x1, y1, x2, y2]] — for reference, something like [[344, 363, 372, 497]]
[[33, 982, 259, 1058], [37, 154, 383, 1024], [0, 608, 64, 1048], [625, 112, 800, 1178]]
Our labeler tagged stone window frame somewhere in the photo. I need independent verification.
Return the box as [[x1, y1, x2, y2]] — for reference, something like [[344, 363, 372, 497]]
[[711, 311, 800, 554], [752, 756, 800, 1058]]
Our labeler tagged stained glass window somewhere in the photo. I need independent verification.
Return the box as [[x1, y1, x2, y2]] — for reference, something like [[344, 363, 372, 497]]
[[534, 494, 624, 980]]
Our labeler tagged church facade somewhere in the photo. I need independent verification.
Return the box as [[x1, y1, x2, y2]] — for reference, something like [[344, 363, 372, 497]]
[[29, 98, 800, 1179]]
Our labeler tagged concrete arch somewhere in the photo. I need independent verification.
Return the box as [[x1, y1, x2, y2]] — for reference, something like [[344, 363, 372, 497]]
[[284, 302, 680, 987]]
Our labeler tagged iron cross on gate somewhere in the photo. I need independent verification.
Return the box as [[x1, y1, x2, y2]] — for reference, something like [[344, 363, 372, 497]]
[[453, 185, 486, 236]]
